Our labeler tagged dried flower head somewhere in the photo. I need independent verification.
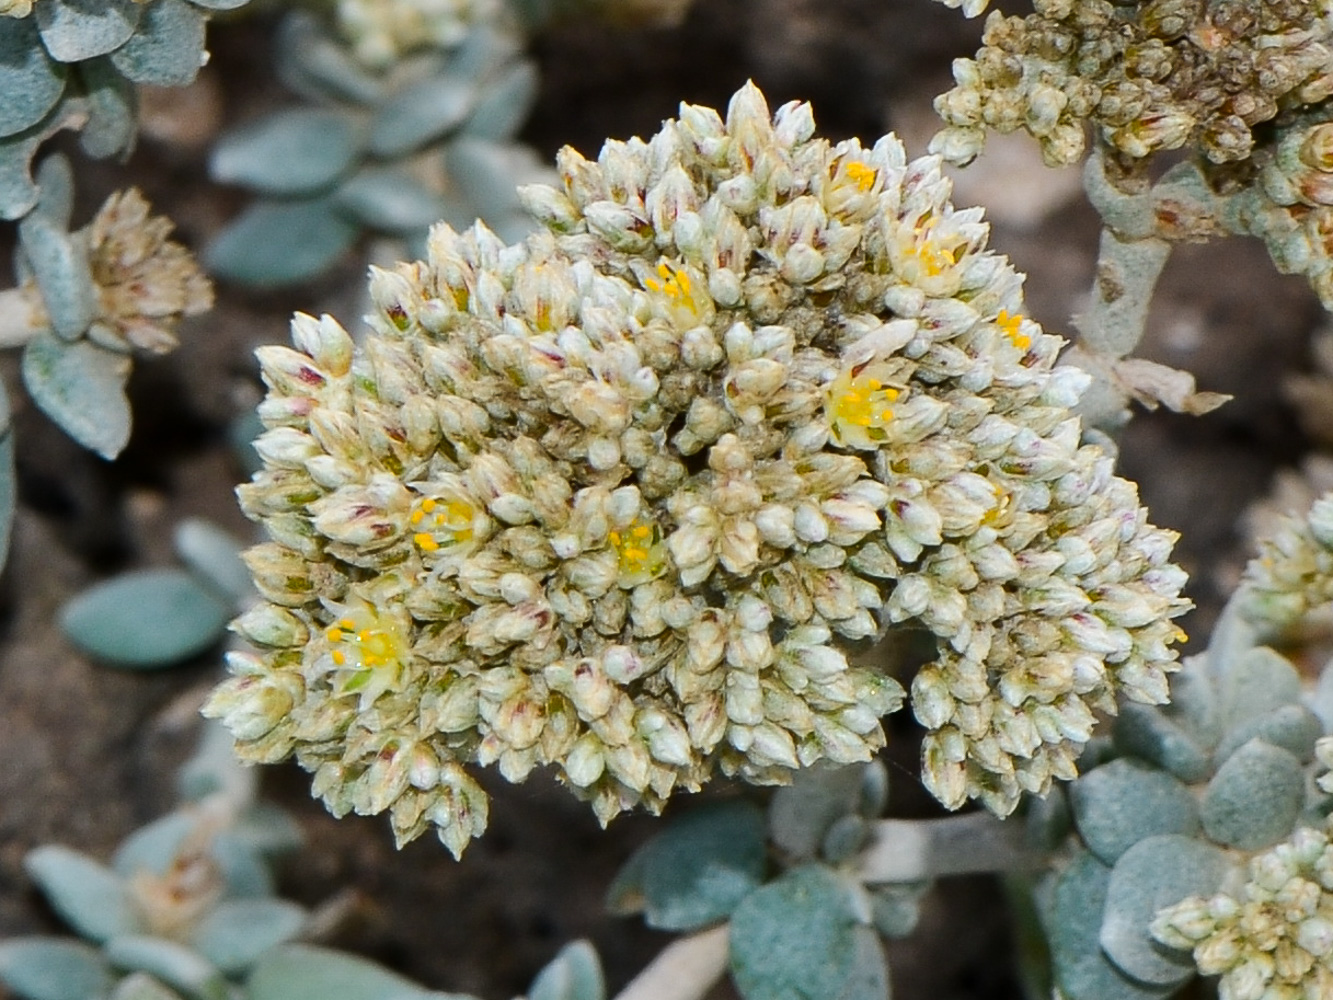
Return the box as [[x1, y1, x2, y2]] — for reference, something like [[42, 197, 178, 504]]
[[1153, 823, 1333, 1000], [930, 0, 1333, 168], [207, 82, 1187, 856], [334, 0, 500, 67]]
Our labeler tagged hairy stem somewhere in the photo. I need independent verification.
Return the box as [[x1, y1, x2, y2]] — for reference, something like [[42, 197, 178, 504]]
[[1075, 227, 1172, 360], [857, 810, 1042, 883], [611, 924, 730, 1000]]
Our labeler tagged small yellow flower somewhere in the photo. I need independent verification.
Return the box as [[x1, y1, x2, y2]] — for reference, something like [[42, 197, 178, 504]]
[[843, 161, 877, 192], [826, 363, 901, 449], [996, 309, 1032, 350], [608, 518, 667, 586], [410, 495, 478, 554]]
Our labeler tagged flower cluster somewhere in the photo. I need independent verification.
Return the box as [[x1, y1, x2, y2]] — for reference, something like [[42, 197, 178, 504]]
[[206, 82, 1187, 856], [333, 0, 499, 68], [21, 189, 213, 355], [0, 0, 34, 18], [1153, 822, 1333, 1000], [1243, 490, 1333, 630], [930, 0, 1333, 168]]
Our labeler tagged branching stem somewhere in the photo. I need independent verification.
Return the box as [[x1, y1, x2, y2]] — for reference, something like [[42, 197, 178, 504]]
[[611, 924, 730, 1000], [858, 811, 1042, 883]]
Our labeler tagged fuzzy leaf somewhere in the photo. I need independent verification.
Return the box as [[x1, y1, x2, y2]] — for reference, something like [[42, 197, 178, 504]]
[[332, 169, 449, 234], [109, 0, 206, 86], [212, 109, 360, 196], [18, 212, 95, 340], [22, 333, 132, 458], [1099, 835, 1228, 987], [1201, 738, 1305, 850], [31, 153, 74, 229], [111, 972, 188, 1000], [444, 138, 531, 224], [528, 941, 604, 1000], [1218, 647, 1302, 729], [460, 61, 538, 141], [0, 938, 115, 1000], [0, 124, 45, 220], [1044, 852, 1172, 1000], [730, 864, 887, 1000], [1069, 759, 1199, 865], [190, 899, 307, 975], [632, 800, 766, 931], [274, 12, 382, 105], [23, 845, 138, 943], [61, 567, 233, 668], [173, 518, 252, 604], [1112, 704, 1211, 784], [0, 380, 15, 576], [369, 74, 477, 158], [189, 0, 251, 8], [78, 57, 138, 160], [104, 937, 227, 1000], [206, 198, 358, 287], [112, 811, 196, 879], [768, 763, 868, 859], [1213, 704, 1323, 766], [35, 0, 141, 62], [0, 17, 66, 140], [247, 944, 452, 1000]]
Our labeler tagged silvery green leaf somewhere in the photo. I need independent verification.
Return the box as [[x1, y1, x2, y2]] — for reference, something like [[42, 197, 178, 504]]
[[1112, 703, 1211, 783], [459, 61, 537, 141], [857, 760, 889, 818], [190, 899, 307, 975], [768, 762, 867, 859], [113, 811, 196, 879], [632, 800, 766, 931], [448, 26, 521, 83], [0, 379, 15, 576], [247, 944, 442, 1000], [1218, 646, 1301, 729], [175, 719, 259, 805], [528, 941, 604, 1000], [821, 815, 870, 865], [730, 864, 886, 1000], [35, 0, 141, 62], [60, 567, 233, 668], [1044, 852, 1172, 1000], [227, 803, 303, 858], [209, 832, 275, 898], [104, 937, 227, 1000], [212, 109, 360, 196], [274, 12, 382, 105], [1311, 658, 1333, 731], [31, 153, 73, 228], [1201, 738, 1305, 850], [1099, 835, 1228, 987], [1069, 759, 1198, 865], [22, 333, 132, 458], [173, 517, 252, 604], [604, 840, 648, 916], [23, 845, 138, 942], [867, 882, 927, 939], [78, 57, 138, 160], [110, 0, 206, 86], [111, 972, 188, 1000], [205, 198, 358, 287], [332, 169, 449, 234], [18, 212, 95, 340], [0, 938, 115, 1000], [0, 124, 45, 220], [444, 139, 533, 225], [1025, 784, 1071, 852], [0, 18, 67, 140], [369, 74, 477, 158], [1213, 704, 1323, 765], [189, 0, 251, 8]]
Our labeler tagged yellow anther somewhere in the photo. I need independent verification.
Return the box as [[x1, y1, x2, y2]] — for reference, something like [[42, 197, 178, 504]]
[[339, 618, 355, 630], [411, 495, 477, 554], [323, 601, 411, 684], [332, 650, 346, 666], [415, 532, 441, 552], [632, 524, 651, 539], [996, 310, 1032, 350], [410, 510, 424, 525], [327, 628, 344, 643], [608, 516, 666, 586], [844, 161, 877, 192], [421, 498, 437, 513], [909, 224, 958, 278]]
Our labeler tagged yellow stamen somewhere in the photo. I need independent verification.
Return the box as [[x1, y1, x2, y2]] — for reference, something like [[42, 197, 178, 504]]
[[411, 495, 477, 553], [327, 628, 344, 643], [415, 532, 441, 552], [608, 516, 666, 585], [996, 310, 1032, 350], [844, 161, 877, 191], [332, 650, 346, 665]]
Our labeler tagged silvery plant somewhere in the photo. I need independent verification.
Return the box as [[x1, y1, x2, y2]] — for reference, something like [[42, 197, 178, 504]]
[[13, 2, 1333, 1000]]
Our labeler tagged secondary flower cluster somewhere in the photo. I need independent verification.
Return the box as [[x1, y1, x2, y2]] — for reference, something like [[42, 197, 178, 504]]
[[333, 0, 499, 67], [930, 0, 1333, 168], [207, 82, 1187, 855], [1243, 490, 1333, 630], [1153, 822, 1333, 1000]]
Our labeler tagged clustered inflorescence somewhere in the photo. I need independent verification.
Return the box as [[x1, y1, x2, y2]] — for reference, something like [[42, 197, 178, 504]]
[[1152, 742, 1333, 1000], [333, 0, 499, 68], [930, 0, 1333, 168], [1243, 489, 1333, 629], [206, 82, 1188, 856]]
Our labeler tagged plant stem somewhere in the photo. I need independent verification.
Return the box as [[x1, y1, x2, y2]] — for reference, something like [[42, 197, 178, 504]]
[[857, 811, 1042, 883], [611, 924, 730, 1000], [1075, 227, 1172, 360], [0, 288, 40, 349]]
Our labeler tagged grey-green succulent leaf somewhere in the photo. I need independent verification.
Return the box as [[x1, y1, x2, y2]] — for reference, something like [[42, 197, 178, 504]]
[[189, 0, 252, 9], [23, 845, 139, 943], [212, 109, 361, 197], [0, 17, 67, 140], [109, 0, 206, 87], [34, 0, 142, 63], [60, 567, 233, 669], [114, 811, 275, 898], [246, 944, 448, 1000], [1112, 703, 1212, 784], [0, 937, 116, 1000], [18, 210, 95, 340], [274, 13, 383, 106], [22, 332, 132, 458], [78, 57, 138, 160], [730, 864, 888, 1000], [205, 197, 358, 287], [527, 940, 604, 1000], [1219, 646, 1304, 731], [31, 153, 74, 228], [0, 380, 16, 577], [189, 898, 307, 976], [1069, 758, 1199, 865], [1098, 835, 1229, 987], [867, 882, 928, 940], [623, 799, 766, 932], [1044, 852, 1174, 1000], [444, 137, 540, 226], [768, 762, 870, 860], [110, 972, 188, 1000], [1200, 738, 1306, 850], [332, 168, 450, 234], [459, 60, 537, 141], [103, 936, 227, 1000], [369, 73, 478, 158], [1212, 703, 1324, 766], [0, 124, 46, 220], [173, 517, 253, 605]]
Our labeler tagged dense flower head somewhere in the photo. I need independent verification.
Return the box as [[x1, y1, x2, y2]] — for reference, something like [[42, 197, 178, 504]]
[[206, 82, 1187, 855], [1243, 489, 1333, 629], [1153, 823, 1333, 1000], [334, 0, 500, 67], [0, 0, 34, 17], [930, 0, 1333, 168]]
